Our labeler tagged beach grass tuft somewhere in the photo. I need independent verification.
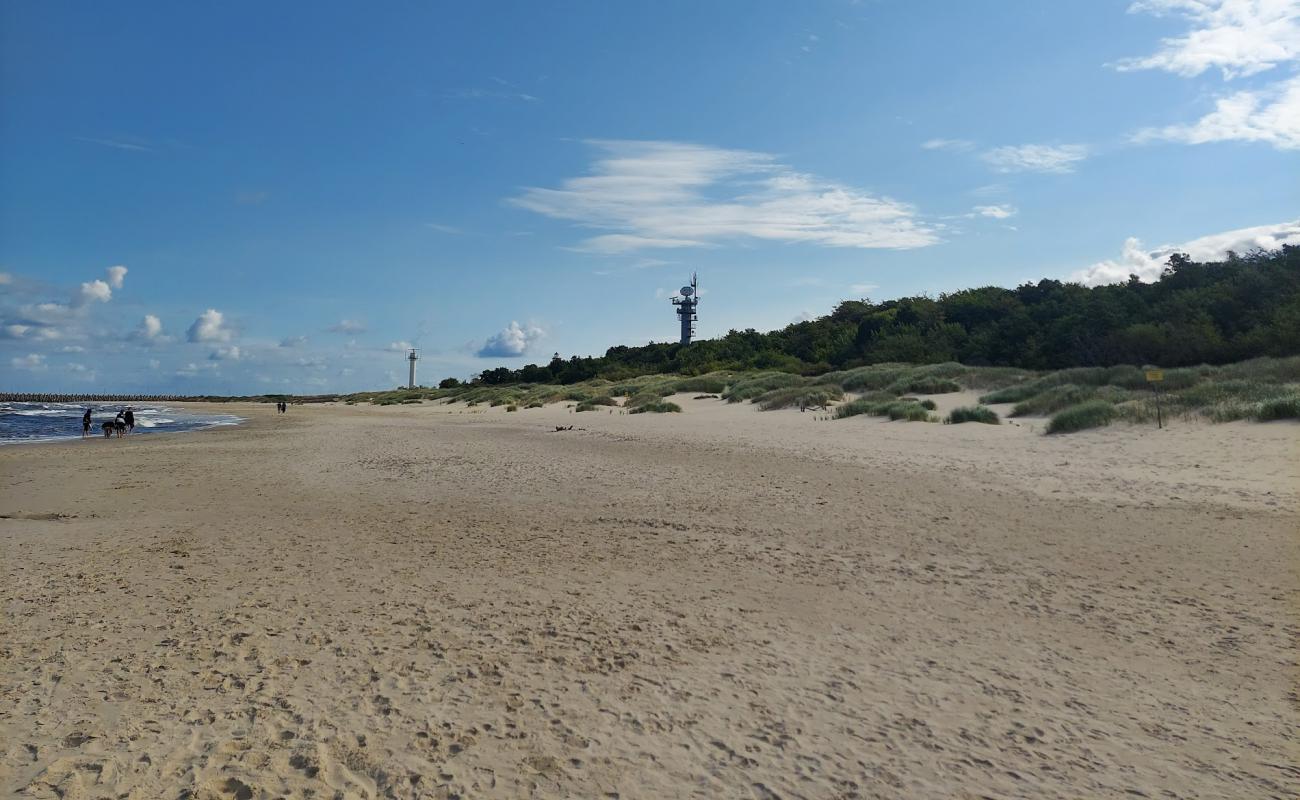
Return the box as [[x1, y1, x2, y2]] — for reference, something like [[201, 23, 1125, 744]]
[[628, 401, 682, 414], [1047, 400, 1117, 434], [947, 405, 999, 424]]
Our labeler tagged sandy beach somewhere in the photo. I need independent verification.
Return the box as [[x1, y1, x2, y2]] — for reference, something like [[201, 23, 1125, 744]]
[[2, 397, 1296, 799]]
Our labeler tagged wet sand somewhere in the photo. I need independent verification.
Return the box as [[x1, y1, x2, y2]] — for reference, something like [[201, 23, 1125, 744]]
[[2, 397, 1296, 799]]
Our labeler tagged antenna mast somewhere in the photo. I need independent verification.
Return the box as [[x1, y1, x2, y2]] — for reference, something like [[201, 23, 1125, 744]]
[[670, 272, 699, 345], [407, 348, 419, 389]]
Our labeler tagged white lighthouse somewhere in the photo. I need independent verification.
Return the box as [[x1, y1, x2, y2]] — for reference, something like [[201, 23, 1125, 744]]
[[407, 348, 419, 389]]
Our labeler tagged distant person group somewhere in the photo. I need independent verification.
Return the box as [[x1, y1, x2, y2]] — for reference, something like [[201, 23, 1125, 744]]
[[84, 407, 135, 439], [276, 401, 288, 413]]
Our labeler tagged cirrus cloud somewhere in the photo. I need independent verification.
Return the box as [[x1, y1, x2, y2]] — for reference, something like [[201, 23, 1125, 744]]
[[981, 144, 1089, 173], [509, 140, 938, 253]]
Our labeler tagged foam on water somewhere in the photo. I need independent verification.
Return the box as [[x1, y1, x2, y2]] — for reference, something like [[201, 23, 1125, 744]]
[[0, 402, 243, 444]]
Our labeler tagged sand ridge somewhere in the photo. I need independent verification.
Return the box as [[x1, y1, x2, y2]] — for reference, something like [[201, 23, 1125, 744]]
[[1, 399, 1296, 798]]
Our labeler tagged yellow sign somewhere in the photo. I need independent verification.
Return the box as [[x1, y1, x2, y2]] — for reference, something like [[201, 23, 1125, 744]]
[[1146, 369, 1164, 382]]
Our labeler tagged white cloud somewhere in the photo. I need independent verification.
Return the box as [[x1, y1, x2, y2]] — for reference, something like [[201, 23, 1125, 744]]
[[328, 319, 366, 334], [148, 359, 161, 370], [1071, 219, 1300, 285], [387, 340, 415, 352], [510, 140, 938, 253], [209, 345, 242, 361], [478, 321, 544, 358], [130, 313, 165, 343], [61, 345, 85, 353], [279, 335, 307, 348], [0, 272, 11, 285], [423, 223, 462, 234], [850, 282, 881, 295], [187, 309, 233, 342], [3, 324, 30, 339], [973, 204, 1017, 219], [77, 279, 112, 305], [10, 353, 46, 371], [1133, 73, 1300, 149], [1114, 0, 1300, 79], [981, 144, 1088, 173], [106, 265, 127, 289], [921, 138, 975, 151]]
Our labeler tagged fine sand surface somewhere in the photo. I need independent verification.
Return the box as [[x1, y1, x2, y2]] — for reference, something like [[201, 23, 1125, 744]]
[[2, 397, 1297, 799]]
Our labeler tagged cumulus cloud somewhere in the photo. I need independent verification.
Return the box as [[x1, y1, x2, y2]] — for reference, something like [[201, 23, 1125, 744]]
[[106, 265, 127, 289], [1133, 74, 1300, 149], [10, 353, 46, 371], [76, 279, 112, 305], [477, 321, 544, 358], [187, 309, 233, 342], [387, 340, 415, 352], [130, 313, 165, 343], [981, 144, 1088, 173], [510, 140, 938, 253], [328, 319, 366, 334], [1114, 0, 1300, 80], [1071, 219, 1300, 285]]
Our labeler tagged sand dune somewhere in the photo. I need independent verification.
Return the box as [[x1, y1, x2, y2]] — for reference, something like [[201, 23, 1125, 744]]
[[1, 398, 1296, 799]]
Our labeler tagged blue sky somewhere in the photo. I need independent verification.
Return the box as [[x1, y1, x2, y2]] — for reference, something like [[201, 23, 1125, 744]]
[[2, 0, 1297, 393]]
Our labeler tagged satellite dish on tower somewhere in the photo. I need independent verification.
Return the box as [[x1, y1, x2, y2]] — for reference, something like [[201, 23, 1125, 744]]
[[680, 285, 694, 297]]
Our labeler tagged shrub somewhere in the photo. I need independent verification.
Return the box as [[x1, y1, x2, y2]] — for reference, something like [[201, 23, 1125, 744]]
[[947, 405, 999, 424], [439, 377, 461, 389], [628, 401, 681, 414], [1047, 400, 1117, 434], [919, 399, 937, 410], [693, 394, 719, 400], [526, 401, 544, 409], [506, 404, 518, 412]]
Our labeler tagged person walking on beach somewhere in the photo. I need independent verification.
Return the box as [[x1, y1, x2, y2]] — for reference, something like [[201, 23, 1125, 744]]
[[124, 407, 135, 433], [82, 408, 92, 438], [114, 410, 125, 438]]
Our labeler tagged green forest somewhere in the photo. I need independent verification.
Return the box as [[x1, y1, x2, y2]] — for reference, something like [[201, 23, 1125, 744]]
[[468, 246, 1299, 387]]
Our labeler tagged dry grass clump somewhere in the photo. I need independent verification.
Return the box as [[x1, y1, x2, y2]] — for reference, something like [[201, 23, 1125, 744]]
[[755, 385, 844, 411]]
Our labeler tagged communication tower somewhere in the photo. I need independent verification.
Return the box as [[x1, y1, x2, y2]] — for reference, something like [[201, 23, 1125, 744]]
[[671, 273, 699, 345], [407, 348, 419, 389]]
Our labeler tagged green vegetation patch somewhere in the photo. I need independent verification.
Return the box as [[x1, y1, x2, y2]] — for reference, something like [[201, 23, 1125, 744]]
[[946, 405, 1000, 424], [1047, 400, 1118, 434], [628, 401, 682, 414]]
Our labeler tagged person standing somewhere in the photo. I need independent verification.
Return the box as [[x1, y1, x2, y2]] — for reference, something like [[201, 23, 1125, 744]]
[[124, 407, 135, 433], [82, 408, 92, 438]]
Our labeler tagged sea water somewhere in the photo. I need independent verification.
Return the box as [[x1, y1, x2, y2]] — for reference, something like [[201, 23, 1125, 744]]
[[0, 402, 242, 445]]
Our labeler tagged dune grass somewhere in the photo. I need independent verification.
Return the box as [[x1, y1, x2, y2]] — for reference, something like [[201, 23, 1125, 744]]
[[628, 401, 682, 414], [947, 405, 999, 424], [348, 356, 1298, 432], [1047, 400, 1118, 434]]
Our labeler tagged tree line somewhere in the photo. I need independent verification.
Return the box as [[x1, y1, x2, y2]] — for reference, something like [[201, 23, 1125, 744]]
[[463, 246, 1300, 386]]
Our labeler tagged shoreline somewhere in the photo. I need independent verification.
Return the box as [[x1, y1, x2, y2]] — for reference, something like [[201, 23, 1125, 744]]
[[2, 399, 1296, 798]]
